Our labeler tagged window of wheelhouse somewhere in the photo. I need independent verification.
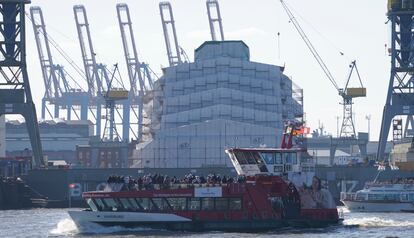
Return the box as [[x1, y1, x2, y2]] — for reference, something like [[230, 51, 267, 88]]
[[244, 151, 257, 164], [261, 152, 274, 164], [234, 151, 248, 164], [292, 153, 297, 164], [283, 153, 297, 164], [260, 152, 283, 165], [275, 153, 282, 164]]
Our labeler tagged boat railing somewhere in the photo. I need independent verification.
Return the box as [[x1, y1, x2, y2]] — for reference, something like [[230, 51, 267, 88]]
[[148, 183, 231, 190], [340, 192, 356, 201]]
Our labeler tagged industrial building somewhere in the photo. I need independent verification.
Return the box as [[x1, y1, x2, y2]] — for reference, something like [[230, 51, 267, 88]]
[[5, 120, 92, 163], [133, 41, 303, 168]]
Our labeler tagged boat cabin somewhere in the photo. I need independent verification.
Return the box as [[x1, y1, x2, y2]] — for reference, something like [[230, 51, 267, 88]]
[[225, 148, 315, 186]]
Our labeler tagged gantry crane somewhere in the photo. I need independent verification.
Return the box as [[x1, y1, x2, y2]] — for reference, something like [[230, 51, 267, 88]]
[[74, 5, 131, 141], [280, 0, 366, 139], [30, 6, 89, 121], [117, 3, 156, 142], [378, 1, 414, 160], [206, 0, 225, 41], [0, 0, 44, 167]]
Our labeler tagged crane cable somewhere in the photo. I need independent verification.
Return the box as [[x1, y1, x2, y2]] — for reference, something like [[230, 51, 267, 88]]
[[280, 0, 341, 91], [26, 12, 88, 92]]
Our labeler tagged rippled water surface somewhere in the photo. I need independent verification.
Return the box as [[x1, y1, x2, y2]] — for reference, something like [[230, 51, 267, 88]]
[[0, 208, 413, 237]]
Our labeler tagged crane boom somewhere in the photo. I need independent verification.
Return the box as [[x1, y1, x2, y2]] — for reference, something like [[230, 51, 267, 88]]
[[159, 2, 182, 66], [30, 6, 61, 118], [117, 3, 147, 96], [206, 0, 225, 41], [73, 5, 103, 97], [280, 0, 339, 91]]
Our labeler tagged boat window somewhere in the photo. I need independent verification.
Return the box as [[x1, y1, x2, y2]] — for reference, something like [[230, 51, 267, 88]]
[[252, 152, 268, 172], [275, 153, 282, 164], [274, 166, 283, 173], [86, 198, 98, 211], [94, 198, 106, 211], [166, 198, 187, 211], [302, 166, 314, 172], [188, 198, 201, 210], [128, 198, 142, 210], [252, 152, 263, 164], [284, 164, 292, 172], [234, 151, 248, 165], [369, 194, 384, 201], [244, 152, 257, 164], [103, 198, 121, 211], [201, 198, 215, 210], [355, 193, 367, 201], [119, 198, 134, 211], [162, 198, 173, 210], [387, 194, 399, 201], [215, 198, 229, 210], [229, 198, 242, 210], [151, 198, 170, 211], [291, 153, 297, 164], [283, 153, 292, 164], [368, 193, 400, 201], [136, 197, 151, 211], [260, 152, 274, 164], [409, 194, 414, 201]]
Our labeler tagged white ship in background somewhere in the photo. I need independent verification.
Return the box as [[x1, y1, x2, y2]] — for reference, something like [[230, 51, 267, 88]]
[[341, 165, 414, 212]]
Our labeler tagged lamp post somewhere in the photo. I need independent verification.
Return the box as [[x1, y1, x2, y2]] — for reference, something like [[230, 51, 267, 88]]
[[366, 115, 371, 141]]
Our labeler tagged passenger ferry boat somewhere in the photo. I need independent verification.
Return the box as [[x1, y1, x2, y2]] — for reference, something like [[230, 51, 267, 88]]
[[341, 182, 414, 212], [69, 123, 342, 232]]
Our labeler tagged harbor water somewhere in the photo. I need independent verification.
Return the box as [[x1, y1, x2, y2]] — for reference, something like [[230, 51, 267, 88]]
[[0, 207, 413, 237]]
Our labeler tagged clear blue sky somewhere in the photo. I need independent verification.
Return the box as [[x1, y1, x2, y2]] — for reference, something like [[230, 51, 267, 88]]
[[25, 0, 390, 140]]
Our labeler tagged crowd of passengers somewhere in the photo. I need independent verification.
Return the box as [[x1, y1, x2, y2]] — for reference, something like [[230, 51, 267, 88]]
[[106, 173, 247, 191]]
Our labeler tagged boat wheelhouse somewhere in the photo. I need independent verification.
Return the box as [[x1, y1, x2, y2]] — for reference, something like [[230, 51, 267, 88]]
[[225, 147, 315, 186]]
